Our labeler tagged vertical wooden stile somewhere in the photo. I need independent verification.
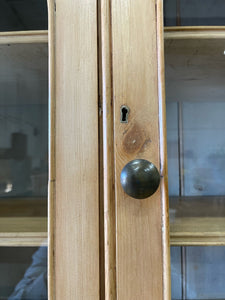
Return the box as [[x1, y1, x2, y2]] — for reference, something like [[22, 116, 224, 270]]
[[99, 0, 117, 299], [47, 0, 56, 299], [110, 0, 170, 298], [52, 0, 100, 298], [156, 0, 171, 299]]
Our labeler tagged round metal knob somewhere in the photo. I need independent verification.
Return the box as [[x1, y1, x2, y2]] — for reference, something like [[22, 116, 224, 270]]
[[120, 159, 160, 199]]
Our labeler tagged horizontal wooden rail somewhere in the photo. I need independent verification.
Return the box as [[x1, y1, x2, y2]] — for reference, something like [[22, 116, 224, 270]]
[[0, 30, 48, 44], [165, 26, 225, 39], [0, 217, 47, 246]]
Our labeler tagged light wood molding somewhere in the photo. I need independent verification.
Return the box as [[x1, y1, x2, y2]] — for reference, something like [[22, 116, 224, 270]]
[[99, 0, 116, 299], [170, 196, 225, 246], [165, 26, 225, 31], [170, 217, 225, 246], [0, 30, 48, 44], [157, 1, 171, 300], [47, 0, 55, 299], [0, 217, 47, 247], [53, 0, 99, 299], [165, 26, 225, 39]]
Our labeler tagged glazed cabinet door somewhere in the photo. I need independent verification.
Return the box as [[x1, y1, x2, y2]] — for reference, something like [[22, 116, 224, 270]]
[[0, 0, 169, 299], [164, 1, 225, 300], [0, 0, 100, 298]]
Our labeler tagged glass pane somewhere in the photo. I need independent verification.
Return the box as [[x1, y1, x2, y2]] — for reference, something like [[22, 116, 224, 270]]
[[171, 247, 182, 300], [165, 11, 225, 300], [0, 0, 48, 31], [183, 102, 225, 196], [166, 102, 179, 197], [171, 246, 225, 300], [0, 43, 48, 299], [164, 0, 225, 26], [0, 43, 48, 201], [0, 247, 47, 299]]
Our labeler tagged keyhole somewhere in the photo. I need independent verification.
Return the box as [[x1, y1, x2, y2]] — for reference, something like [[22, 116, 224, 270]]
[[120, 105, 130, 123]]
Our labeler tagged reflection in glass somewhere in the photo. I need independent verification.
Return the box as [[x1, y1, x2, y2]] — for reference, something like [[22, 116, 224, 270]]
[[165, 21, 225, 300], [0, 247, 47, 299], [0, 42, 48, 299], [9, 246, 47, 299], [183, 102, 225, 196], [171, 246, 225, 299], [0, 43, 48, 200]]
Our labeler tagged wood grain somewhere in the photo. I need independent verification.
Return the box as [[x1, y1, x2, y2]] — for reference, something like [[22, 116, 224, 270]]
[[99, 0, 116, 299], [111, 0, 165, 298], [54, 0, 99, 299], [0, 30, 48, 44]]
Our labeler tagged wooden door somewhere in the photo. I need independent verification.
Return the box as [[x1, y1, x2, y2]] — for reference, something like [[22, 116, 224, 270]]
[[99, 0, 170, 299], [49, 0, 170, 299]]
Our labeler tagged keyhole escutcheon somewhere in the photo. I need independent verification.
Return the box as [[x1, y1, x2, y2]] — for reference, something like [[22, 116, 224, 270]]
[[120, 105, 130, 123]]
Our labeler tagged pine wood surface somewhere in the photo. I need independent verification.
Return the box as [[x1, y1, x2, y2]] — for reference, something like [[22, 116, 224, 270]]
[[165, 26, 225, 39], [0, 30, 48, 44], [157, 1, 171, 299], [111, 0, 166, 298], [53, 0, 99, 299], [99, 0, 116, 299], [47, 0, 55, 298]]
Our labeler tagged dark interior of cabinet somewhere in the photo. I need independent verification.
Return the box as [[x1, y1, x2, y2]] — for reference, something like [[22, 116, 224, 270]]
[[164, 0, 225, 26], [0, 246, 47, 299], [0, 0, 48, 31], [0, 43, 48, 217]]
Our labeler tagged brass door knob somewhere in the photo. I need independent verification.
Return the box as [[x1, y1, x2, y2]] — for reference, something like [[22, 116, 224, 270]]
[[120, 159, 160, 199]]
